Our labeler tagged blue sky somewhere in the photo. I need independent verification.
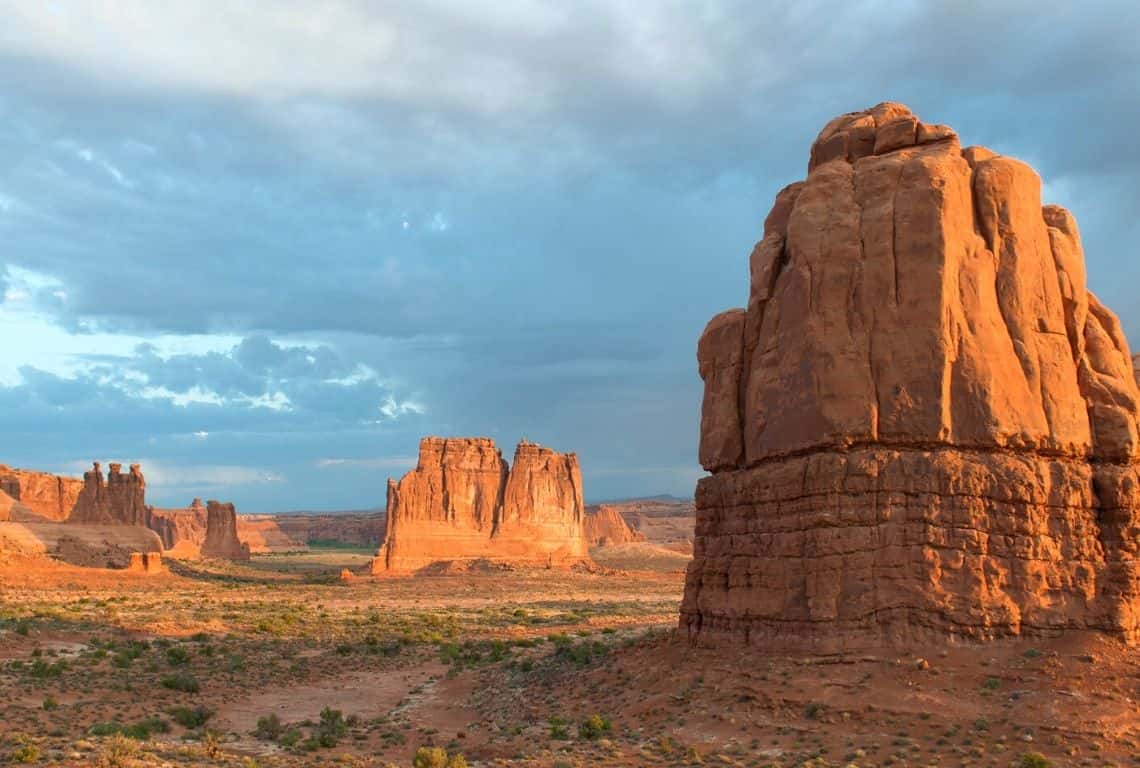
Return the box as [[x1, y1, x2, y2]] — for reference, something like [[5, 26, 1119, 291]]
[[1, 1, 1138, 510]]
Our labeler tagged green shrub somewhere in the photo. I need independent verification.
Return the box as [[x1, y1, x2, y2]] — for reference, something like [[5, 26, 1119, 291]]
[[169, 705, 213, 728], [412, 747, 467, 768], [165, 646, 191, 666], [1019, 753, 1051, 768], [549, 716, 570, 740], [253, 713, 283, 740], [160, 673, 200, 693]]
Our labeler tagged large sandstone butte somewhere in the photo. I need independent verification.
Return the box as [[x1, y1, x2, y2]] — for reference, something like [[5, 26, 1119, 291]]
[[201, 501, 251, 561], [583, 504, 645, 547], [372, 437, 587, 573], [0, 465, 83, 522], [681, 103, 1140, 652], [68, 462, 148, 526]]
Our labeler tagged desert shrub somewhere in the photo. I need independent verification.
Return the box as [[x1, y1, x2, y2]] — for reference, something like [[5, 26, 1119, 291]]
[[805, 702, 825, 719], [1019, 753, 1051, 768], [97, 735, 137, 768], [170, 705, 214, 728], [413, 747, 467, 768], [41, 696, 58, 711], [982, 677, 1001, 691], [253, 713, 283, 740], [7, 742, 41, 764], [548, 716, 570, 740], [277, 729, 302, 747], [120, 717, 170, 740], [165, 646, 191, 666], [578, 714, 612, 740], [160, 673, 200, 693], [27, 659, 67, 679], [315, 707, 347, 748]]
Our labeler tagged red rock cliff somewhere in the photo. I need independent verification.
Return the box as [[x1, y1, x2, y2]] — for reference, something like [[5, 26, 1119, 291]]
[[583, 504, 644, 546], [68, 462, 148, 526], [373, 437, 587, 572], [681, 102, 1140, 651], [0, 465, 83, 521], [146, 498, 209, 557], [200, 500, 251, 560]]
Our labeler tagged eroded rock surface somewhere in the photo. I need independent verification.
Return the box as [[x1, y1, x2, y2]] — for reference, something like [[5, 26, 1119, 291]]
[[201, 501, 251, 561], [682, 102, 1140, 651], [0, 465, 83, 522], [372, 437, 587, 572], [68, 462, 148, 526]]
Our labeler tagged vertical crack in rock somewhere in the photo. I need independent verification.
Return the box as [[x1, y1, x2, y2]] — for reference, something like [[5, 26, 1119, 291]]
[[685, 102, 1140, 652]]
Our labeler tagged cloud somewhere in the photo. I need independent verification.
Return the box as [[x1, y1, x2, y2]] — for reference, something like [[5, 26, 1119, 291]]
[[0, 2, 1137, 509], [314, 457, 417, 470]]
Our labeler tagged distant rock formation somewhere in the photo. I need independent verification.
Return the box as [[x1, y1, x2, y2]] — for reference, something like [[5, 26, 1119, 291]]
[[146, 498, 209, 557], [0, 465, 83, 522], [583, 504, 644, 547], [201, 500, 251, 560], [372, 437, 587, 573], [237, 510, 384, 553], [68, 462, 147, 526], [682, 103, 1140, 651]]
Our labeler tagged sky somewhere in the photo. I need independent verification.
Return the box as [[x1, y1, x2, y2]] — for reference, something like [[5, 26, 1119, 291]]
[[1, 1, 1138, 511]]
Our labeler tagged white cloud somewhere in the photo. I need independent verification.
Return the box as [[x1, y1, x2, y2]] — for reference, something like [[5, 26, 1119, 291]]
[[378, 395, 425, 420], [314, 456, 416, 470]]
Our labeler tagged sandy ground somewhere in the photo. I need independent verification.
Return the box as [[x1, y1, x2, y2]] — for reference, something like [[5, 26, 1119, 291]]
[[3, 549, 1139, 767]]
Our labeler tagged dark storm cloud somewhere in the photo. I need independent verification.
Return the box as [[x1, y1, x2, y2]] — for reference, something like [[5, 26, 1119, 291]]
[[0, 1, 1138, 507]]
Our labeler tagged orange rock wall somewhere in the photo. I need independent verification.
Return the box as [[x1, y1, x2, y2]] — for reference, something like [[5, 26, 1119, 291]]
[[373, 437, 587, 572], [201, 500, 251, 561], [0, 465, 83, 522], [682, 103, 1140, 650]]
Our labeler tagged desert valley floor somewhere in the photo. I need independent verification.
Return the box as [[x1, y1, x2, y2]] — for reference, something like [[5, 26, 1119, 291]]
[[4, 548, 1140, 768]]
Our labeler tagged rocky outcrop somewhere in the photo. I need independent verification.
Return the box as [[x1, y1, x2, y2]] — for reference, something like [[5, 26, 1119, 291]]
[[372, 437, 588, 572], [68, 462, 147, 526], [0, 465, 83, 522], [146, 499, 209, 557], [237, 511, 384, 553], [127, 551, 164, 574], [681, 103, 1140, 652], [201, 501, 251, 560], [583, 504, 644, 546]]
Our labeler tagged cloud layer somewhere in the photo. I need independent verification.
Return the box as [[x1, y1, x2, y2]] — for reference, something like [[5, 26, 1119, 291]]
[[0, 1, 1137, 508]]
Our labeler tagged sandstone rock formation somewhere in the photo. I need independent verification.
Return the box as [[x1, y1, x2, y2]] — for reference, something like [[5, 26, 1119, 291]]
[[0, 465, 83, 522], [583, 504, 644, 547], [68, 462, 147, 526], [146, 498, 209, 557], [127, 551, 164, 574], [238, 510, 384, 553], [372, 437, 587, 573], [681, 103, 1140, 651], [201, 501, 251, 560]]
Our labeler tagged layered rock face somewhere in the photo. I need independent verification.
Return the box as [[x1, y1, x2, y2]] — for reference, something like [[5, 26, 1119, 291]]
[[681, 103, 1140, 651], [0, 465, 83, 522], [201, 501, 251, 561], [583, 504, 645, 546], [373, 437, 587, 572], [68, 463, 148, 526]]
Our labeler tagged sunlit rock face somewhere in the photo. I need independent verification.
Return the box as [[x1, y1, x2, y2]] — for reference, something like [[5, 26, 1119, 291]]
[[682, 103, 1140, 652], [68, 462, 148, 526], [372, 437, 588, 573]]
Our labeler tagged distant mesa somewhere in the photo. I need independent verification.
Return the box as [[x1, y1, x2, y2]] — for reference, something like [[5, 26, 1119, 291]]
[[371, 437, 589, 573], [683, 102, 1140, 651], [0, 464, 83, 522]]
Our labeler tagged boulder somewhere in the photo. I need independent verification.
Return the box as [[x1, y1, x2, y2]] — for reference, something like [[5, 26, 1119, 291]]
[[372, 437, 588, 572], [681, 102, 1140, 651]]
